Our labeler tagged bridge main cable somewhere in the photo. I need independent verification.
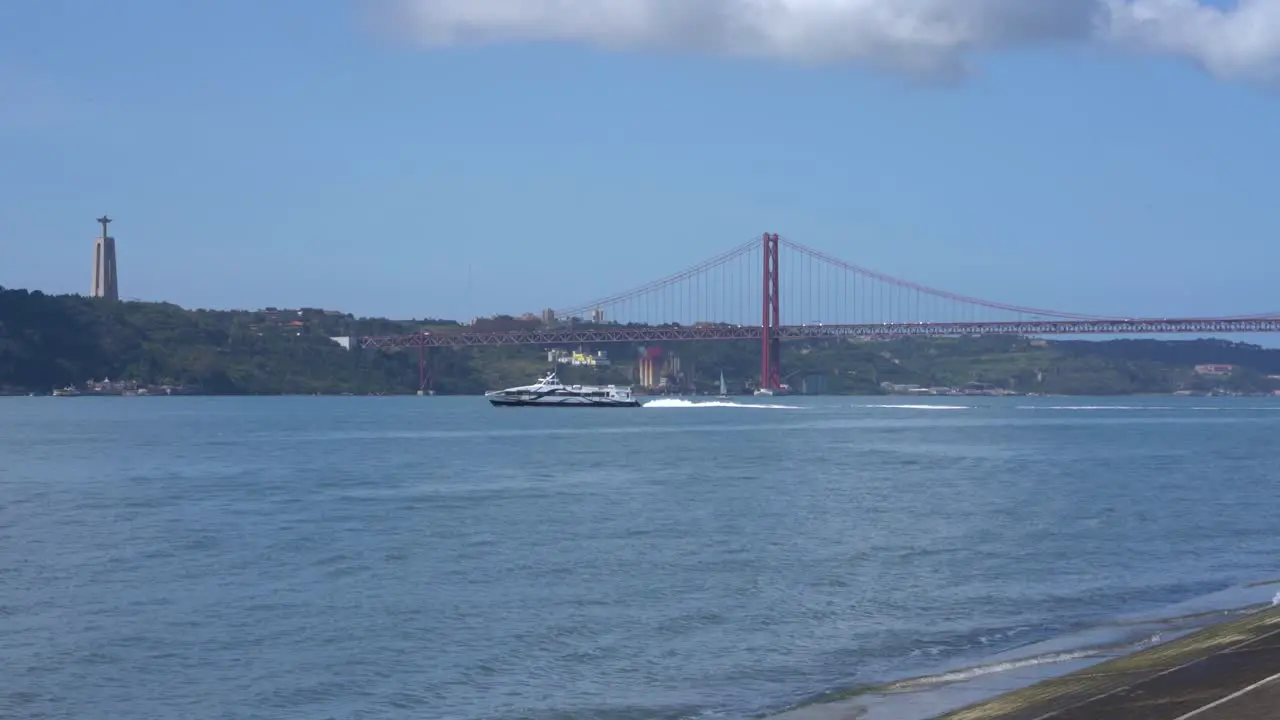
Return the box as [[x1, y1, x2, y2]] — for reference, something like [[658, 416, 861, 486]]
[[782, 238, 1114, 321], [552, 238, 759, 320]]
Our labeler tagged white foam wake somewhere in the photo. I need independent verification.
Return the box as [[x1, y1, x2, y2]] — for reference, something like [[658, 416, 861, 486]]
[[859, 404, 970, 410], [1018, 405, 1175, 411], [643, 398, 803, 410]]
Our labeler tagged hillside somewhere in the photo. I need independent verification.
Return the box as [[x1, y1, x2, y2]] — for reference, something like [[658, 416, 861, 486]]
[[0, 288, 425, 395], [1, 287, 1278, 395]]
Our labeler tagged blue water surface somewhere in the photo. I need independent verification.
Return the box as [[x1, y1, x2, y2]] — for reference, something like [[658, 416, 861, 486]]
[[2, 395, 1277, 719]]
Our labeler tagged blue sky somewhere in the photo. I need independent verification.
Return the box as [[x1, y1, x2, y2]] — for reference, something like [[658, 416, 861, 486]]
[[2, 0, 1279, 325]]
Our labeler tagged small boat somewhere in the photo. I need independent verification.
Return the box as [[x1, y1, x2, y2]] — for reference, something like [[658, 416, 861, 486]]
[[486, 371, 640, 408], [754, 382, 791, 397], [717, 371, 729, 399]]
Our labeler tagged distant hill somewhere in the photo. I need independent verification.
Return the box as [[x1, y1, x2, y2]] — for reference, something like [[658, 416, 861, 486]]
[[0, 288, 424, 394], [2, 287, 1278, 396]]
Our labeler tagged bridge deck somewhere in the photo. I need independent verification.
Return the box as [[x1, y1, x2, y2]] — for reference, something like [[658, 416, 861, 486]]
[[935, 604, 1280, 720], [359, 317, 1280, 348]]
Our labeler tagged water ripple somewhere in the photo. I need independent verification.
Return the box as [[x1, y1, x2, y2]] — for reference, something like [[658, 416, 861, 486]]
[[1, 395, 1277, 719]]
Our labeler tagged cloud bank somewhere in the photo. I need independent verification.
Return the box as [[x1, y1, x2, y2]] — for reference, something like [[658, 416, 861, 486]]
[[379, 0, 1280, 83]]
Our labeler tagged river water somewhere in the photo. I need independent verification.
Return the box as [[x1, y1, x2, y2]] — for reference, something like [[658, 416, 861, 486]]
[[2, 395, 1278, 719]]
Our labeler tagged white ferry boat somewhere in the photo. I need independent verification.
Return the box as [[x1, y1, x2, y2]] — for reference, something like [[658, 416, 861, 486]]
[[485, 371, 640, 408]]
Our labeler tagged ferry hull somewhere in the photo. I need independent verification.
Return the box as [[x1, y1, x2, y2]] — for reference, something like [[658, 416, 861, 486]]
[[485, 370, 640, 408], [488, 397, 640, 408]]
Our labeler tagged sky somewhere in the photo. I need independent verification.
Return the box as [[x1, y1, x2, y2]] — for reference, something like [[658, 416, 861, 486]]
[[2, 0, 1279, 325]]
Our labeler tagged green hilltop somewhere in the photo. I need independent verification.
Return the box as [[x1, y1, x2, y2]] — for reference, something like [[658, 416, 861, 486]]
[[2, 287, 1278, 396]]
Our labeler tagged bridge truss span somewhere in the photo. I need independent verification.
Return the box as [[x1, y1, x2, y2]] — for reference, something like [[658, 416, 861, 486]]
[[358, 325, 765, 349], [358, 317, 1280, 350], [780, 317, 1280, 339]]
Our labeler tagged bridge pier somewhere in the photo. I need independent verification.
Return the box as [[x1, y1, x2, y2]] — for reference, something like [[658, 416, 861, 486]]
[[761, 232, 781, 391], [416, 337, 433, 396]]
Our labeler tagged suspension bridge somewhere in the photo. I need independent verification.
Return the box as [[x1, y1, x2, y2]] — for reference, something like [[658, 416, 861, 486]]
[[359, 233, 1280, 392]]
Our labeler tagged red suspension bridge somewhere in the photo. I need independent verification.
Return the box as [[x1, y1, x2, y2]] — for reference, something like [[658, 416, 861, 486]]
[[360, 233, 1280, 392]]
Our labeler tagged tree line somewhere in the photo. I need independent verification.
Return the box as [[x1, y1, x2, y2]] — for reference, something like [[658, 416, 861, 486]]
[[2, 287, 1278, 395]]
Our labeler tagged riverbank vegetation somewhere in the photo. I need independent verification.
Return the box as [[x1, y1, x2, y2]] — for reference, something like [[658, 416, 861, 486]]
[[2, 288, 1278, 396]]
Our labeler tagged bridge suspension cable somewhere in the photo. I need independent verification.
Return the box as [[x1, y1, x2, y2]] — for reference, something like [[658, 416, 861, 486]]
[[553, 234, 1127, 326], [451, 231, 1280, 332], [360, 231, 1280, 356], [780, 239, 1110, 321], [552, 238, 758, 321]]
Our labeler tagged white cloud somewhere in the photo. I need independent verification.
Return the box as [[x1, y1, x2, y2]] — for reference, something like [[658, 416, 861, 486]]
[[378, 0, 1280, 83], [1104, 0, 1280, 83]]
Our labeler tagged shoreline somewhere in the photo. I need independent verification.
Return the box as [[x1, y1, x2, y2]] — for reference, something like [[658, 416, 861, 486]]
[[933, 602, 1280, 719], [769, 580, 1280, 720]]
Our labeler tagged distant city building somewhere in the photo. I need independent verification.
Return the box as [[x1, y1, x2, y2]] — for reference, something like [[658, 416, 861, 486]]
[[1195, 364, 1235, 376], [546, 349, 611, 367], [542, 308, 556, 325], [246, 308, 310, 336], [636, 348, 679, 389], [90, 216, 119, 300], [591, 308, 604, 323]]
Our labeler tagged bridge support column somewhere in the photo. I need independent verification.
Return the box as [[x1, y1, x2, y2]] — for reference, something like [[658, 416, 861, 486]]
[[417, 336, 432, 396], [761, 232, 781, 391]]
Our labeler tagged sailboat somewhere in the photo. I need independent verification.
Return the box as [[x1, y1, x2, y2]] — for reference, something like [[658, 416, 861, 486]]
[[717, 371, 729, 399]]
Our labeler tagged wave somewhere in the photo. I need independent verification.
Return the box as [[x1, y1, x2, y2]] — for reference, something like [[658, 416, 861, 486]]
[[768, 579, 1280, 720], [878, 647, 1104, 693], [771, 629, 1175, 719], [643, 398, 803, 410]]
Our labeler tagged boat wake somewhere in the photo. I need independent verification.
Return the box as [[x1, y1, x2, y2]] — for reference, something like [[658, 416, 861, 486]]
[[1019, 405, 1176, 411], [859, 404, 970, 410], [643, 398, 803, 410]]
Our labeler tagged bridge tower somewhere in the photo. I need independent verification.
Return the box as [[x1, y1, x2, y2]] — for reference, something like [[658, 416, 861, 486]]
[[761, 232, 781, 391], [416, 335, 433, 396]]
